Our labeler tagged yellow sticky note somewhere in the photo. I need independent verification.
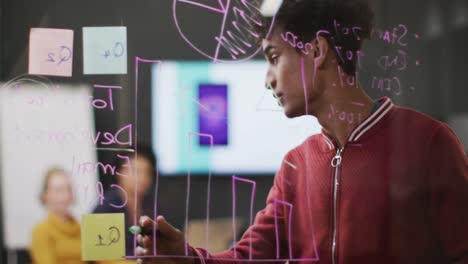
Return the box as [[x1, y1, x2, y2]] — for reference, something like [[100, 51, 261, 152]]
[[81, 213, 126, 261]]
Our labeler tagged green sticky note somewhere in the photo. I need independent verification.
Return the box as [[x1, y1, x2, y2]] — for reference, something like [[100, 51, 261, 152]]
[[81, 213, 126, 261], [82, 26, 127, 74]]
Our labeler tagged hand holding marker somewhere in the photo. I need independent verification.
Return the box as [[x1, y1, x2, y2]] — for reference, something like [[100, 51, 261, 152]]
[[130, 223, 153, 236], [129, 216, 155, 256], [130, 215, 193, 264]]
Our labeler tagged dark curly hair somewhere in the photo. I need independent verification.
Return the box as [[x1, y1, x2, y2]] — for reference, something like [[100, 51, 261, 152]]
[[257, 0, 375, 75]]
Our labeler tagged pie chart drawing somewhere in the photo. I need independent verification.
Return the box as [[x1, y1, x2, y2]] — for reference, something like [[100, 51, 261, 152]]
[[173, 0, 277, 63]]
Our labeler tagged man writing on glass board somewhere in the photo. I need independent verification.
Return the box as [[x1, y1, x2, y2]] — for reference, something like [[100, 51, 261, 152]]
[[136, 0, 468, 263]]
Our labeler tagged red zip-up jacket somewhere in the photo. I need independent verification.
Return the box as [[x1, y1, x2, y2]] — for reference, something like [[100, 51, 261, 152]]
[[192, 97, 468, 264]]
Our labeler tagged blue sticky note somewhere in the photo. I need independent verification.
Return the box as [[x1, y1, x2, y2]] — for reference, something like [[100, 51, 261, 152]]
[[83, 27, 127, 74]]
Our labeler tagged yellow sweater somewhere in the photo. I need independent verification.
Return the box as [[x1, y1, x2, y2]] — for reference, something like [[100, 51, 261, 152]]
[[96, 260, 135, 264], [30, 212, 84, 264]]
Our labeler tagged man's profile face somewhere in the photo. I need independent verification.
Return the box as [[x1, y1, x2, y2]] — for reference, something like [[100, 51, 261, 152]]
[[262, 26, 324, 118]]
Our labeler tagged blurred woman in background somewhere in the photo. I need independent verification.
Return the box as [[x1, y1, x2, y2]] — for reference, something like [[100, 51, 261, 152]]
[[30, 167, 83, 264]]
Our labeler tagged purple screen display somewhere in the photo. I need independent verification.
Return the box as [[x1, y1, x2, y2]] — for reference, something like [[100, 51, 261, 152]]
[[198, 83, 228, 146]]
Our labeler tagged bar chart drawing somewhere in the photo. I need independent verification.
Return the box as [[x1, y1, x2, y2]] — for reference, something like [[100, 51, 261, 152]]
[[185, 132, 214, 257], [130, 58, 319, 262], [134, 161, 320, 261], [231, 176, 256, 259], [273, 199, 293, 260]]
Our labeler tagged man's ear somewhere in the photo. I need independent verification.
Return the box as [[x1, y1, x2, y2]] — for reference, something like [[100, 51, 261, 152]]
[[307, 36, 329, 69]]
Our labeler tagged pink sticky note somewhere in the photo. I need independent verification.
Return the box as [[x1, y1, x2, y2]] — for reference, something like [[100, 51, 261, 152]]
[[28, 28, 74, 77]]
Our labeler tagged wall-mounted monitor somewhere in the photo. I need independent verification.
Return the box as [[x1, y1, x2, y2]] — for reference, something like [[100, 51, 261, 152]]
[[152, 61, 321, 175]]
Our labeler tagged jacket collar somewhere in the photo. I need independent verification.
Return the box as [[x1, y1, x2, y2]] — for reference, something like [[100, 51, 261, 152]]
[[321, 97, 394, 151]]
